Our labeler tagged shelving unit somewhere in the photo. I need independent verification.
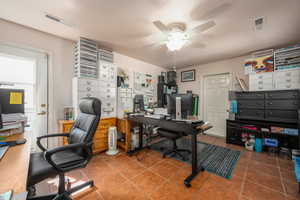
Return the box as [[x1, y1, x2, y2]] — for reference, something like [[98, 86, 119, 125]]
[[275, 44, 300, 71], [98, 48, 114, 63], [227, 90, 300, 150], [227, 119, 299, 149], [74, 37, 98, 78]]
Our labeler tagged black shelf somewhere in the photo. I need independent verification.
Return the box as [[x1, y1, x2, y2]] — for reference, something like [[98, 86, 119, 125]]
[[227, 90, 300, 150]]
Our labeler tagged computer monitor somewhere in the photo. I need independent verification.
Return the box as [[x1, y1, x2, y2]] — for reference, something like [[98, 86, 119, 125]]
[[167, 93, 193, 119], [0, 88, 25, 114]]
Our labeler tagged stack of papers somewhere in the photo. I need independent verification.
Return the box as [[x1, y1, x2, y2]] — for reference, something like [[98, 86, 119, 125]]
[[2, 113, 27, 123], [0, 113, 27, 136]]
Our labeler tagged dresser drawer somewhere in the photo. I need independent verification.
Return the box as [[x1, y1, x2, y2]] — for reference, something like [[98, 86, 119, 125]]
[[63, 124, 73, 133], [99, 62, 110, 72], [99, 72, 109, 82], [275, 82, 300, 90], [78, 79, 98, 87], [265, 90, 299, 99], [78, 90, 100, 98], [265, 110, 298, 123], [265, 100, 299, 110], [100, 88, 116, 96], [97, 120, 110, 130], [93, 138, 108, 151], [94, 129, 108, 138], [78, 84, 98, 93], [238, 100, 264, 109], [236, 92, 265, 99], [98, 81, 115, 89], [236, 109, 264, 120], [97, 118, 117, 130]]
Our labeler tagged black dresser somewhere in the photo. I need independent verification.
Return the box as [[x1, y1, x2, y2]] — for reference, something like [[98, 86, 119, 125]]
[[236, 90, 299, 123], [227, 89, 300, 149]]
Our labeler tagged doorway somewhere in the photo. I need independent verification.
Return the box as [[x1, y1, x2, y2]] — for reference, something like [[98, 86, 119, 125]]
[[203, 73, 231, 137], [0, 44, 48, 151]]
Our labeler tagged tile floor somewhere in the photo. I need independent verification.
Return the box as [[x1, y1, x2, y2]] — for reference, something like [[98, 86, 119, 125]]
[[38, 135, 299, 200]]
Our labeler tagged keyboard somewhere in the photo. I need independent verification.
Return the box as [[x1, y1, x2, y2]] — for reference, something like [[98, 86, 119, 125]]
[[0, 146, 9, 160], [171, 118, 204, 124], [144, 114, 165, 119]]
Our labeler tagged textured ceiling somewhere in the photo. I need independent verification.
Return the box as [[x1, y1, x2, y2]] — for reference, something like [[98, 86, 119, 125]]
[[1, 0, 300, 68]]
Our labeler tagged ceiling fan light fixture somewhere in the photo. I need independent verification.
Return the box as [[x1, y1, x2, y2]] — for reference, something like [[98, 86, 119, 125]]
[[165, 31, 188, 51]]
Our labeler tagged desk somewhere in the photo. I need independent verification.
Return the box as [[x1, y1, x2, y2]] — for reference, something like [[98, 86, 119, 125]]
[[127, 116, 205, 187], [0, 133, 31, 194]]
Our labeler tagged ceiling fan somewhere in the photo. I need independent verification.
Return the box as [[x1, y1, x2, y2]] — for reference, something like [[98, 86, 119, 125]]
[[126, 0, 233, 52], [151, 20, 216, 51]]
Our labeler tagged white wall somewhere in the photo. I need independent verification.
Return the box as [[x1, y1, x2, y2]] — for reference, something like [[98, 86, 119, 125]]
[[0, 19, 74, 134], [0, 19, 166, 135], [176, 55, 249, 118]]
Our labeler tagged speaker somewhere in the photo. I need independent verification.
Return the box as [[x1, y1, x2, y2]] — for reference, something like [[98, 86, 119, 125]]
[[158, 75, 165, 83], [167, 71, 177, 86], [157, 83, 165, 107]]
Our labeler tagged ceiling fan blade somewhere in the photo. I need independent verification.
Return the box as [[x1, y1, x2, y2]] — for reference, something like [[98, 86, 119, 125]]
[[193, 21, 216, 33], [153, 21, 170, 33], [191, 1, 232, 21]]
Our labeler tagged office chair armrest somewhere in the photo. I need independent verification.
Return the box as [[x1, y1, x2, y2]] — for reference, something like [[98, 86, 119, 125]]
[[37, 133, 70, 152], [44, 142, 92, 172]]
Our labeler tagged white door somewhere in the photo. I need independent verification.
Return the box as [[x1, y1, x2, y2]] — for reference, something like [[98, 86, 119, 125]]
[[203, 73, 231, 137], [0, 44, 48, 151]]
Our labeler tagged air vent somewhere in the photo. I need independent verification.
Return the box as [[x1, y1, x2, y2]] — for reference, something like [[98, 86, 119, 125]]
[[45, 14, 62, 23], [254, 17, 265, 31], [45, 13, 75, 28]]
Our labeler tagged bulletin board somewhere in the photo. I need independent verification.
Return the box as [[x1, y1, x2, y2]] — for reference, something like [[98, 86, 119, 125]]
[[133, 72, 155, 105], [133, 72, 154, 95]]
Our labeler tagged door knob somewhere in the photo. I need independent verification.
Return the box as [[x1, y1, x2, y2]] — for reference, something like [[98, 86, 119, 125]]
[[37, 111, 47, 115]]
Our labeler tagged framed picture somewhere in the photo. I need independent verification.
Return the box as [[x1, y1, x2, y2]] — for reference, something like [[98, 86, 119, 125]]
[[181, 69, 196, 82]]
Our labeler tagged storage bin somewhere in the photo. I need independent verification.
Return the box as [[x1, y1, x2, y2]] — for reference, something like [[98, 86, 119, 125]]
[[255, 138, 263, 152]]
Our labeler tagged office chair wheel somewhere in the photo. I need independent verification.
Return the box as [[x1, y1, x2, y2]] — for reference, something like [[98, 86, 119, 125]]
[[184, 181, 191, 188], [27, 186, 36, 197]]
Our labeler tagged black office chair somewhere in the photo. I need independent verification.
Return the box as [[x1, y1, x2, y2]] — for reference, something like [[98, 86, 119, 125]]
[[157, 128, 191, 161], [27, 97, 101, 200]]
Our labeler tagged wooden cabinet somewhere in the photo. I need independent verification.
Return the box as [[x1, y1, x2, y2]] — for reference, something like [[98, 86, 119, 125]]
[[58, 118, 117, 154], [117, 118, 131, 152]]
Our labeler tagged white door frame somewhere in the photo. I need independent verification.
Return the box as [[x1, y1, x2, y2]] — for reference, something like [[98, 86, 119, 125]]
[[201, 72, 233, 136], [0, 43, 50, 148]]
